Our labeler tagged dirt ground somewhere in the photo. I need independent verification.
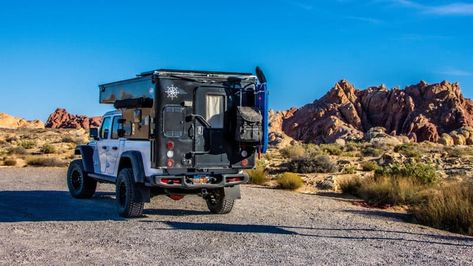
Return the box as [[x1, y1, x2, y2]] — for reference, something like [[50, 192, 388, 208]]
[[0, 167, 472, 265]]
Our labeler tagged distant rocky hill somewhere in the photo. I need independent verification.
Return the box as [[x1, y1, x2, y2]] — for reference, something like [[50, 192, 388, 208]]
[[0, 113, 44, 129], [46, 108, 101, 129], [271, 80, 473, 145]]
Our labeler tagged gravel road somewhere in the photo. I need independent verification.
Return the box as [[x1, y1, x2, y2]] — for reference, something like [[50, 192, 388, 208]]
[[0, 168, 472, 265]]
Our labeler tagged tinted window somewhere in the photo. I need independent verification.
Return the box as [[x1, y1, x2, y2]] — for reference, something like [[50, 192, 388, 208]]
[[100, 117, 111, 139], [111, 116, 122, 139]]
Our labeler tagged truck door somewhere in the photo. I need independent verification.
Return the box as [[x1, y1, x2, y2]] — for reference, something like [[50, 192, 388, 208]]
[[106, 115, 122, 176], [193, 86, 229, 168], [97, 116, 112, 174]]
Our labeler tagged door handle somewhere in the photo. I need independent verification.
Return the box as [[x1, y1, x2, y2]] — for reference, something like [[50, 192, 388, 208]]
[[112, 146, 118, 150]]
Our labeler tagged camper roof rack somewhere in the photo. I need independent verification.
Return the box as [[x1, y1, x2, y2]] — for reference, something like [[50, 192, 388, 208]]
[[138, 69, 254, 77]]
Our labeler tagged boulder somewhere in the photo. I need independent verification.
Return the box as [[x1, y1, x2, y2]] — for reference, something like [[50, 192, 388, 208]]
[[46, 108, 101, 130]]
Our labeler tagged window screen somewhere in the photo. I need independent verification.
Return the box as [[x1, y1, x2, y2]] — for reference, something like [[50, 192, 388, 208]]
[[206, 95, 224, 128]]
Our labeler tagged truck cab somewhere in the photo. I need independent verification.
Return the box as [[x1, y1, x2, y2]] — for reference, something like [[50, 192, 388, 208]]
[[67, 68, 268, 217]]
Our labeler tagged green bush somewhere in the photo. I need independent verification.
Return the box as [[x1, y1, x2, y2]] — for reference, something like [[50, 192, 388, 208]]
[[361, 146, 384, 157], [339, 177, 363, 195], [8, 146, 26, 155], [412, 182, 473, 236], [375, 162, 439, 185], [320, 144, 343, 156], [343, 164, 357, 174], [361, 161, 379, 171], [19, 140, 36, 149], [26, 157, 67, 167], [276, 172, 303, 190], [394, 144, 421, 159], [40, 144, 57, 154], [287, 155, 336, 173], [247, 165, 268, 185], [280, 145, 306, 160]]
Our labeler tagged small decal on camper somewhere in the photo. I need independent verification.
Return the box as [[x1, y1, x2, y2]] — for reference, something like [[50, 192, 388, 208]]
[[165, 85, 180, 99]]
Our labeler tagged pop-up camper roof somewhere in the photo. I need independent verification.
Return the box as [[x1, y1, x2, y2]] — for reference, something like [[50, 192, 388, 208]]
[[99, 69, 257, 104]]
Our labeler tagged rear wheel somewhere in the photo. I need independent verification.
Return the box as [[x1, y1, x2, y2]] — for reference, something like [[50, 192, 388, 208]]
[[116, 168, 144, 218], [67, 159, 97, 199], [206, 188, 235, 214]]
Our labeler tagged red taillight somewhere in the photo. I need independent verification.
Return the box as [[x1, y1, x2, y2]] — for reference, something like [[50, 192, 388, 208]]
[[167, 140, 174, 150], [161, 178, 181, 185], [166, 159, 174, 168], [241, 159, 248, 167], [226, 177, 243, 183]]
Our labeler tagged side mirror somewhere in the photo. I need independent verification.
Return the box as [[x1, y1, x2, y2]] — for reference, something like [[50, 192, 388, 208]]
[[89, 128, 99, 140]]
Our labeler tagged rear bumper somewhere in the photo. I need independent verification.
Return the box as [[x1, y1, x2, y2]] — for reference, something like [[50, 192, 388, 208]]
[[148, 172, 249, 189]]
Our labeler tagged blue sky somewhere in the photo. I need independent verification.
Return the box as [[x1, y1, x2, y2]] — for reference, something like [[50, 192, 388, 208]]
[[0, 0, 472, 121]]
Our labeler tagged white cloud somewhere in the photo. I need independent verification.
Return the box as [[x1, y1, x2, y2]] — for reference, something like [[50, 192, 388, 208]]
[[438, 68, 472, 76], [392, 0, 473, 16]]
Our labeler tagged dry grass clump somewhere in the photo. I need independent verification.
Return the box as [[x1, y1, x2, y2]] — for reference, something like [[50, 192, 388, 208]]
[[26, 157, 67, 167], [8, 146, 26, 155], [361, 161, 379, 171], [3, 157, 17, 166], [280, 145, 306, 160], [413, 182, 473, 236], [246, 163, 268, 185], [287, 155, 336, 173], [276, 172, 303, 190], [19, 140, 36, 149], [445, 146, 473, 158], [375, 162, 439, 185], [394, 144, 421, 159], [343, 164, 357, 174], [40, 144, 57, 154], [319, 143, 343, 156], [361, 146, 384, 157]]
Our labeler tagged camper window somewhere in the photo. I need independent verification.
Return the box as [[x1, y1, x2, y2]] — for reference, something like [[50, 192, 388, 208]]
[[111, 116, 122, 139], [206, 95, 224, 128]]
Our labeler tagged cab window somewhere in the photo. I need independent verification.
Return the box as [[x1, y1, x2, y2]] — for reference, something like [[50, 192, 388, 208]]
[[111, 116, 122, 139], [100, 117, 111, 139]]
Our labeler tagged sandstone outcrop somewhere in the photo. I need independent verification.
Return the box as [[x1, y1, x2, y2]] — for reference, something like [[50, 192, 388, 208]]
[[46, 108, 101, 130], [0, 113, 45, 129], [279, 80, 473, 144]]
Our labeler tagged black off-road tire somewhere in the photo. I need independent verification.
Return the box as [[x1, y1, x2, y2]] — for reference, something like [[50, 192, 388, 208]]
[[206, 189, 235, 214], [116, 168, 144, 218], [67, 159, 97, 199]]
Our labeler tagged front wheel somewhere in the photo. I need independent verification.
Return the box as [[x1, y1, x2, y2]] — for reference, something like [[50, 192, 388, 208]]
[[67, 159, 97, 199], [205, 188, 235, 214], [116, 168, 144, 218]]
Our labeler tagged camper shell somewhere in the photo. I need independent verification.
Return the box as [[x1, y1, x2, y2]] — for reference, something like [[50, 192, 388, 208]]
[[68, 68, 268, 217]]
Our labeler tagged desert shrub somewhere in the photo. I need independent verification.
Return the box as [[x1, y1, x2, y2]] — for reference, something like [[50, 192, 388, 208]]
[[61, 136, 76, 143], [343, 164, 357, 174], [280, 145, 306, 160], [8, 146, 26, 155], [26, 157, 67, 167], [304, 144, 323, 158], [445, 146, 473, 158], [375, 162, 439, 185], [340, 175, 425, 206], [287, 155, 336, 173], [339, 177, 363, 195], [247, 164, 268, 185], [40, 144, 57, 154], [361, 146, 383, 157], [413, 182, 473, 236], [320, 144, 342, 156], [19, 140, 36, 149], [3, 157, 17, 166], [361, 161, 379, 171], [394, 144, 421, 159], [276, 172, 303, 190], [345, 142, 362, 152]]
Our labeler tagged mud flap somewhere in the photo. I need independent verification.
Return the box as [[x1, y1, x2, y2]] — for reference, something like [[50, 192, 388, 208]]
[[135, 184, 151, 203], [224, 185, 241, 200]]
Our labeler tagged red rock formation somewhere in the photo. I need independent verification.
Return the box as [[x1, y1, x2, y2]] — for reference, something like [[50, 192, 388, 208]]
[[46, 108, 101, 129], [281, 80, 473, 144]]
